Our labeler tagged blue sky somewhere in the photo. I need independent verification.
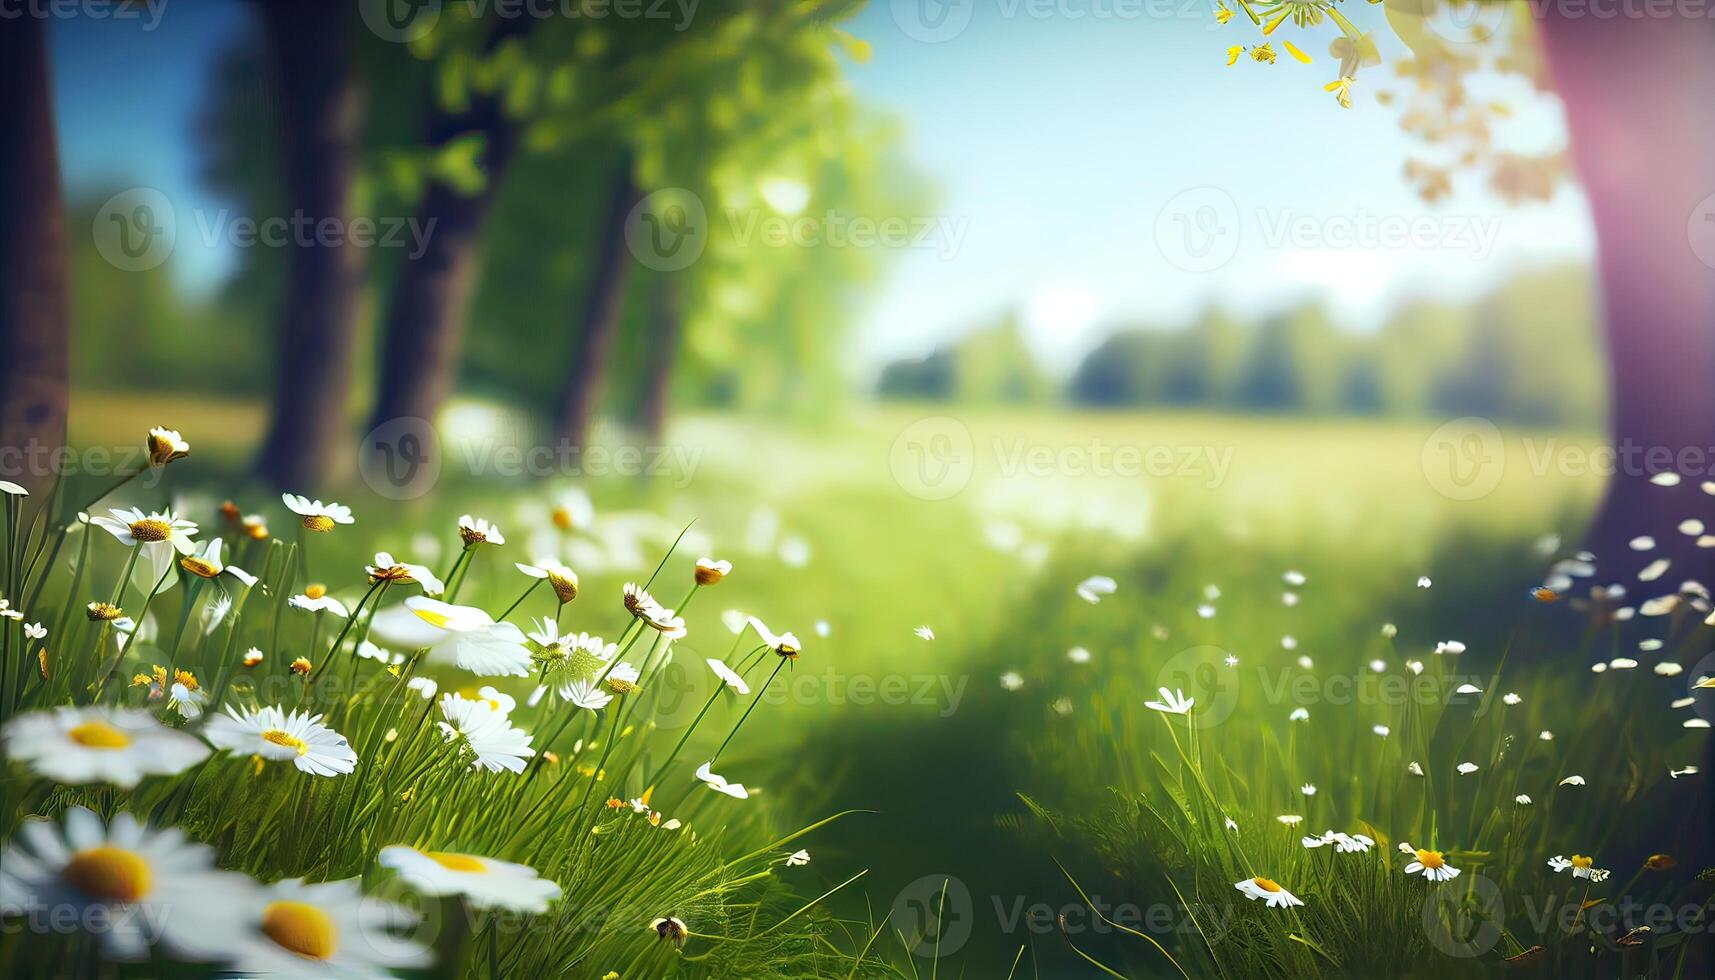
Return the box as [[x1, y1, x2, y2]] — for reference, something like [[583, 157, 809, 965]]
[[47, 2, 1594, 374]]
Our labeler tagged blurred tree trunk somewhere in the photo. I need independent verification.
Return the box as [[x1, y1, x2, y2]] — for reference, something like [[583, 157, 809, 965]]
[[1539, 11, 1715, 583], [0, 16, 69, 495], [555, 157, 641, 451], [633, 272, 681, 443], [251, 1, 366, 488], [366, 22, 529, 453]]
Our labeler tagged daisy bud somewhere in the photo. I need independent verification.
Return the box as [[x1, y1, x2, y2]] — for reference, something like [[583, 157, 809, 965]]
[[290, 657, 312, 676], [145, 426, 190, 466], [86, 602, 123, 622], [694, 558, 732, 586]]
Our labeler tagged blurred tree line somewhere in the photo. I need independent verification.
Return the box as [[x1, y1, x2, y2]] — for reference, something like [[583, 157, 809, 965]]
[[878, 264, 1604, 428], [60, 0, 924, 485]]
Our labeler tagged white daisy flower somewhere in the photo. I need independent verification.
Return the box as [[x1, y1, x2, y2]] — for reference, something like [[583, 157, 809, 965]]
[[437, 694, 534, 774], [785, 849, 811, 867], [547, 488, 594, 531], [1276, 814, 1303, 826], [1302, 832, 1333, 849], [1405, 660, 1424, 675], [1503, 692, 1522, 705], [356, 640, 404, 666], [23, 621, 46, 641], [706, 658, 751, 695], [603, 662, 643, 695], [289, 586, 349, 617], [1289, 708, 1309, 721], [1335, 833, 1375, 854], [176, 537, 257, 587], [1403, 848, 1461, 882], [1373, 725, 1391, 737], [281, 493, 354, 532], [458, 514, 505, 546], [1558, 774, 1585, 786], [1408, 761, 1424, 776], [406, 596, 533, 677], [694, 557, 732, 585], [1456, 762, 1479, 775], [1300, 784, 1317, 796], [0, 807, 252, 961], [204, 705, 357, 777], [1067, 646, 1091, 664], [1225, 655, 1240, 667], [368, 552, 445, 596], [1234, 876, 1303, 908], [622, 582, 687, 639], [90, 507, 198, 554], [230, 876, 431, 976], [377, 846, 561, 912], [747, 616, 801, 659], [694, 762, 750, 799], [145, 426, 191, 465], [514, 558, 578, 603], [1000, 671, 1024, 691], [540, 677, 613, 712], [407, 677, 439, 700], [1515, 794, 1532, 805], [1075, 575, 1117, 603], [2, 706, 209, 788], [0, 480, 28, 496], [652, 915, 689, 949], [1417, 576, 1432, 588], [1145, 687, 1194, 714]]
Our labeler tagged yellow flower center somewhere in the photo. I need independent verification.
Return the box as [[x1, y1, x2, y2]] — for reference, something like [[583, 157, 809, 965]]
[[548, 570, 578, 603], [305, 584, 327, 600], [459, 526, 487, 545], [607, 677, 639, 695], [261, 900, 339, 961], [1251, 876, 1282, 893], [87, 602, 123, 621], [301, 514, 335, 533], [262, 728, 308, 755], [551, 506, 573, 531], [428, 851, 487, 873], [67, 721, 131, 749], [1570, 855, 1593, 869], [180, 557, 220, 578], [1416, 849, 1446, 869], [63, 847, 152, 902], [128, 519, 173, 543], [174, 669, 199, 691]]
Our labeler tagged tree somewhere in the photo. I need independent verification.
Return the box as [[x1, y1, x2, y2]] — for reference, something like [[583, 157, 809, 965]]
[[366, 14, 533, 456], [1536, 10, 1715, 579], [0, 15, 70, 496], [554, 154, 640, 450], [251, 0, 368, 488]]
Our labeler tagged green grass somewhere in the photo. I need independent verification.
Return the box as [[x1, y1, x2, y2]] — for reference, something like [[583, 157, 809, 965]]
[[11, 400, 1709, 977]]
